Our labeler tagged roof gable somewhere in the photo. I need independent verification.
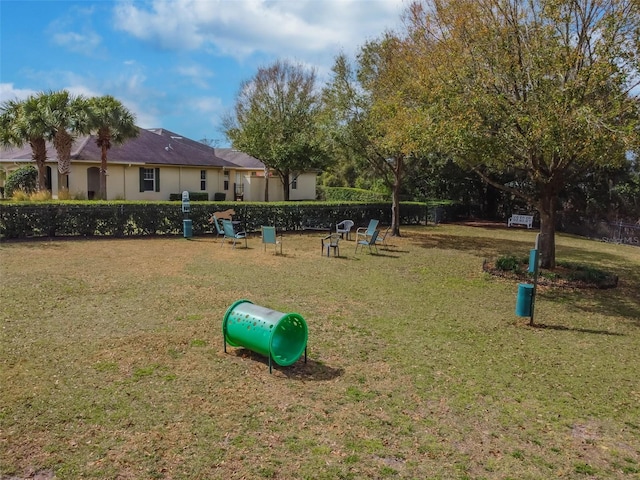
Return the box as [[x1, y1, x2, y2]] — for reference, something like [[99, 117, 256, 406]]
[[214, 148, 265, 169], [0, 128, 258, 169]]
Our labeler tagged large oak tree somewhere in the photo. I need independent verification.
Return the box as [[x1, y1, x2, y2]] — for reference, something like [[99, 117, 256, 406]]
[[402, 0, 640, 267]]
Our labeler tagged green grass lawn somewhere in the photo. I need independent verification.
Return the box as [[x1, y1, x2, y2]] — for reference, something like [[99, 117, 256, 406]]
[[1, 224, 639, 479]]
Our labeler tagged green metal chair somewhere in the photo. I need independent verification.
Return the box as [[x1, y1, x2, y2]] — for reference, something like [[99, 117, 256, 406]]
[[355, 229, 379, 254], [221, 219, 247, 249], [261, 226, 282, 254], [375, 225, 391, 247], [210, 214, 225, 244], [355, 219, 379, 243]]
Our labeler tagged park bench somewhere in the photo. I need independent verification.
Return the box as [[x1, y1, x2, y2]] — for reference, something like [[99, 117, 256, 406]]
[[508, 214, 534, 229], [300, 218, 332, 234]]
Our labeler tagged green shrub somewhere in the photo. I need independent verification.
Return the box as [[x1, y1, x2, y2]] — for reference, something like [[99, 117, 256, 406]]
[[557, 261, 610, 283], [495, 255, 523, 273], [5, 165, 37, 197]]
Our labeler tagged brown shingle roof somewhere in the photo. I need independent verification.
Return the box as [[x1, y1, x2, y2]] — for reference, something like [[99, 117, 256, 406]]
[[0, 128, 262, 170], [214, 148, 265, 169]]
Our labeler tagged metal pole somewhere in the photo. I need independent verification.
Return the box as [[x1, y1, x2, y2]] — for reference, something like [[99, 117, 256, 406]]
[[530, 233, 541, 326]]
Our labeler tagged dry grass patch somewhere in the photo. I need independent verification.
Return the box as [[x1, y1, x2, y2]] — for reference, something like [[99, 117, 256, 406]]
[[2, 226, 640, 479]]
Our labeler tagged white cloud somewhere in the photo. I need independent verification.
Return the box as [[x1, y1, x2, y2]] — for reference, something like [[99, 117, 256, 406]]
[[113, 0, 406, 59], [176, 65, 215, 89], [51, 30, 102, 56], [188, 96, 223, 114], [114, 0, 206, 50], [0, 84, 38, 103], [47, 6, 103, 56], [66, 85, 102, 99], [125, 101, 160, 129], [0, 69, 155, 128]]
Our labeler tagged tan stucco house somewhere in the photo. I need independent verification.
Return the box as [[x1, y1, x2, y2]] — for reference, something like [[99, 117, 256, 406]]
[[0, 127, 318, 201]]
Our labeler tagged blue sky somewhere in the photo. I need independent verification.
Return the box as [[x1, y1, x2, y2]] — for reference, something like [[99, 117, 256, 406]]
[[0, 0, 406, 146]]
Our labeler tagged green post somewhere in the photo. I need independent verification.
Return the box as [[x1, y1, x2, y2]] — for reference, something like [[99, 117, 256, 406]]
[[528, 233, 541, 325], [515, 234, 541, 325]]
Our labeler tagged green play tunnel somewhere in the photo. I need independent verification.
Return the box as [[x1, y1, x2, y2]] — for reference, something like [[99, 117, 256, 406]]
[[222, 300, 308, 368]]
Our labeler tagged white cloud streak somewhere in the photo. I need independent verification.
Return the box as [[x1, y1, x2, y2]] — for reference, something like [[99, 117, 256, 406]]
[[51, 31, 102, 56], [0, 84, 38, 103], [46, 5, 104, 57], [113, 0, 406, 58]]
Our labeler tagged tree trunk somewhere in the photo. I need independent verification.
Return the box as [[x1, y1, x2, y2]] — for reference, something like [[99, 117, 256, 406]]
[[58, 172, 69, 198], [30, 138, 47, 191], [54, 129, 72, 175], [391, 155, 404, 236], [36, 160, 47, 192], [54, 129, 73, 197], [537, 191, 557, 269], [264, 166, 269, 202], [100, 144, 108, 200], [391, 177, 401, 236], [282, 169, 290, 202]]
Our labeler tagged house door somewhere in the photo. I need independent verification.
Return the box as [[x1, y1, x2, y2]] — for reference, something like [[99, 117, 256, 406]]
[[45, 166, 52, 191], [234, 172, 244, 201], [87, 167, 100, 200]]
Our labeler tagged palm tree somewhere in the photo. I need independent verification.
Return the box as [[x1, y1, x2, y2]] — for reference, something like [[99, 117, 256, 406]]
[[0, 96, 50, 192], [86, 95, 138, 200], [35, 90, 89, 195]]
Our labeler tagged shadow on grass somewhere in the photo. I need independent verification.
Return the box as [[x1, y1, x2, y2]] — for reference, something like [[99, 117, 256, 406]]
[[540, 287, 640, 326], [531, 323, 626, 336], [379, 246, 411, 254], [412, 232, 532, 258], [230, 348, 344, 381], [413, 229, 636, 267], [352, 252, 402, 259]]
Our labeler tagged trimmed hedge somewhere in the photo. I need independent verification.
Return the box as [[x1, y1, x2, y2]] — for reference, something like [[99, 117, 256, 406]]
[[318, 186, 388, 202], [168, 192, 209, 201], [0, 201, 428, 239]]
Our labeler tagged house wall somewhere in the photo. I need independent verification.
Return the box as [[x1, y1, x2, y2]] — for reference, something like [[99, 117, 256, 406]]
[[0, 160, 316, 202], [243, 175, 265, 202], [238, 175, 281, 202], [242, 173, 317, 202], [131, 166, 231, 201], [64, 164, 229, 201], [290, 172, 317, 201]]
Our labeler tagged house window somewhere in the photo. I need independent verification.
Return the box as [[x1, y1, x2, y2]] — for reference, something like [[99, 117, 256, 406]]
[[200, 170, 206, 191], [139, 167, 160, 192], [291, 176, 298, 190], [224, 171, 229, 191], [143, 169, 155, 191]]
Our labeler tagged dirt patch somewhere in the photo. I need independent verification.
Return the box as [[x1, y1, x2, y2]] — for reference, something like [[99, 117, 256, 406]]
[[1, 469, 55, 480]]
